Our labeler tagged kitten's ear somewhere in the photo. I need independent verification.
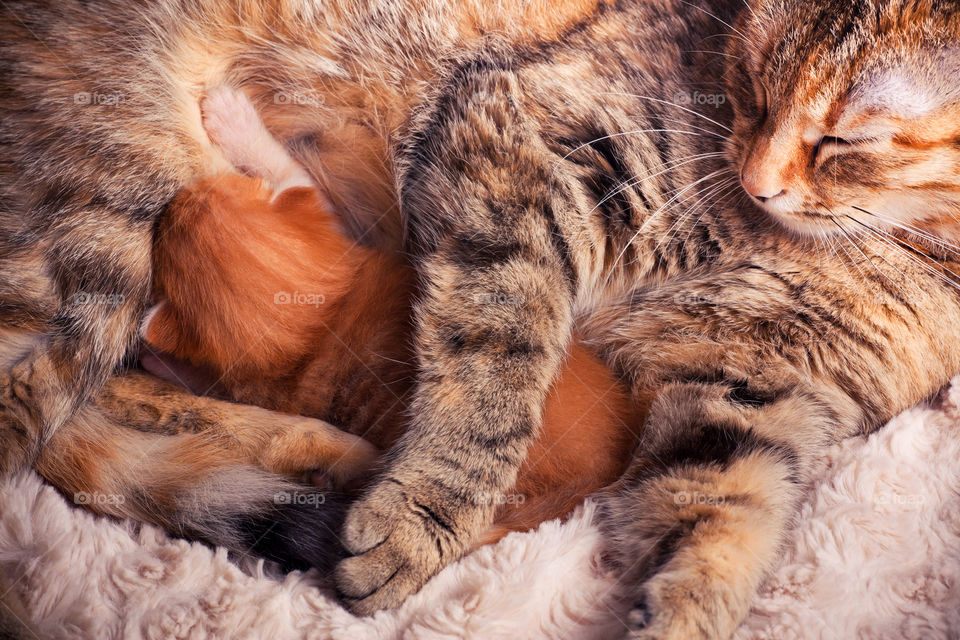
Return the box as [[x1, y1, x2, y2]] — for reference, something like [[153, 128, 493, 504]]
[[140, 301, 183, 354]]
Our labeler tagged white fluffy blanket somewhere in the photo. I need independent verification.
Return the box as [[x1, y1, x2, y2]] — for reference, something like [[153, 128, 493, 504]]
[[3, 378, 960, 640]]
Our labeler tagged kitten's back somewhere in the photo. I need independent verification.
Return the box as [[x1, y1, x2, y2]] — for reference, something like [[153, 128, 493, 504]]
[[148, 174, 366, 382]]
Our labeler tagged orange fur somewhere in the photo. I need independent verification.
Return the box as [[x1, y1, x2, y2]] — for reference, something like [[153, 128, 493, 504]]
[[147, 174, 641, 543], [149, 174, 364, 381]]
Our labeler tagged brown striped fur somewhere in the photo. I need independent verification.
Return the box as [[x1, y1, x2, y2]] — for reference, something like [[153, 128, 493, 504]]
[[3, 2, 960, 639], [141, 88, 639, 544]]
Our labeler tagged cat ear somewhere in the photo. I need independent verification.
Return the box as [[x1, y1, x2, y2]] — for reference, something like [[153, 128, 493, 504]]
[[140, 301, 181, 354]]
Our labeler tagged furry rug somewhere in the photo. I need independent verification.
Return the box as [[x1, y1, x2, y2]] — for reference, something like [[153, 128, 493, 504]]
[[2, 378, 960, 640]]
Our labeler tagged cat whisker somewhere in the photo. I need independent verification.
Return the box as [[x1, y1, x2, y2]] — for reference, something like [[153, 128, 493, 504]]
[[588, 151, 727, 216], [607, 168, 730, 281], [879, 239, 960, 298], [677, 0, 750, 43], [842, 216, 928, 301], [817, 220, 858, 285], [672, 178, 742, 256], [828, 218, 875, 287], [739, 0, 762, 22], [848, 208, 960, 297], [655, 114, 732, 142], [829, 216, 911, 301], [811, 221, 828, 270], [655, 164, 734, 202], [849, 205, 960, 257], [847, 216, 960, 295], [597, 92, 733, 134], [373, 353, 411, 367], [633, 177, 734, 269], [553, 129, 725, 174], [682, 48, 744, 62], [665, 176, 740, 250], [601, 168, 733, 289]]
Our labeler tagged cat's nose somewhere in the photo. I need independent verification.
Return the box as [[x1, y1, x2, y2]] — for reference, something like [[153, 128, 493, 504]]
[[741, 170, 786, 203]]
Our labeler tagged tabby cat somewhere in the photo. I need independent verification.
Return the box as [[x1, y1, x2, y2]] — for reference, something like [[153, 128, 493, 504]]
[[142, 84, 638, 548], [2, 1, 959, 639]]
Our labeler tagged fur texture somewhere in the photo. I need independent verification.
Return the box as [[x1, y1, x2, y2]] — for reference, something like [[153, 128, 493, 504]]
[[3, 378, 960, 639], [142, 85, 640, 546], [3, 2, 960, 638]]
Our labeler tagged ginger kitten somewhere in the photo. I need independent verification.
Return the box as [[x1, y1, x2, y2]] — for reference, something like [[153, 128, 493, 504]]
[[142, 87, 642, 545]]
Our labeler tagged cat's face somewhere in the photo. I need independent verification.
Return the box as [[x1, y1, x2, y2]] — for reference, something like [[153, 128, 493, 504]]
[[727, 0, 960, 239]]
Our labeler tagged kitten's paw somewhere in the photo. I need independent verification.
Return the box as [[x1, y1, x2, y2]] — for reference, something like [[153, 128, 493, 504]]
[[260, 421, 381, 491], [622, 570, 742, 640], [200, 86, 270, 169], [335, 477, 466, 615]]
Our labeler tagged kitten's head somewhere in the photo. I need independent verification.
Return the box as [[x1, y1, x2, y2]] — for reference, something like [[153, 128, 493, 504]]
[[726, 0, 960, 238]]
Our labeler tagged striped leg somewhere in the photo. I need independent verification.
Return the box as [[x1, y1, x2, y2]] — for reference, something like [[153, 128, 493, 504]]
[[335, 66, 579, 615], [598, 381, 826, 639], [584, 274, 870, 640], [0, 222, 154, 476]]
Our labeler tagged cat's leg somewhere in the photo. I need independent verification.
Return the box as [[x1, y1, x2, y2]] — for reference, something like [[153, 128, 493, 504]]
[[0, 229, 154, 476], [201, 86, 328, 200], [98, 372, 380, 486], [582, 275, 874, 640], [335, 69, 580, 614], [0, 2, 199, 476], [36, 371, 378, 571], [599, 383, 815, 640]]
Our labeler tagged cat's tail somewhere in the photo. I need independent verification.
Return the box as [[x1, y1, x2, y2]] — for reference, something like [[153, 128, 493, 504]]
[[34, 403, 351, 574]]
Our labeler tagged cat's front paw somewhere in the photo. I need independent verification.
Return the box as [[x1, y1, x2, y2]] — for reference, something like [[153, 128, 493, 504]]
[[622, 569, 744, 640], [335, 475, 469, 615]]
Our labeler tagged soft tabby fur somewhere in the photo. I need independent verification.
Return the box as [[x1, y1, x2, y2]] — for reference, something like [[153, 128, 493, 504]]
[[2, 1, 960, 639], [141, 86, 638, 548]]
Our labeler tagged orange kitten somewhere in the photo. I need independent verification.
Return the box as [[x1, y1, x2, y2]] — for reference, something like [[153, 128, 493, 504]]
[[142, 87, 641, 543]]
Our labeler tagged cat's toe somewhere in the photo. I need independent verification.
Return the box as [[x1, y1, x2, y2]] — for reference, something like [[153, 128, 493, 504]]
[[618, 570, 745, 640], [335, 476, 464, 615], [626, 596, 650, 629]]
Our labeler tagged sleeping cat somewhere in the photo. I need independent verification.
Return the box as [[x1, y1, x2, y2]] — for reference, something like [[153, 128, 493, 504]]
[[3, 1, 960, 639], [142, 85, 640, 548]]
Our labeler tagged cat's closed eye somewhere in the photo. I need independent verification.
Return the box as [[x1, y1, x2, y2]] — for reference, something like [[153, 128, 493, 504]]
[[812, 132, 889, 161], [729, 0, 960, 238]]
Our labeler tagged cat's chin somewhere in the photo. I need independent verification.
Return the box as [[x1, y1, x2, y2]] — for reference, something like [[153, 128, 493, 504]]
[[759, 206, 839, 239]]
